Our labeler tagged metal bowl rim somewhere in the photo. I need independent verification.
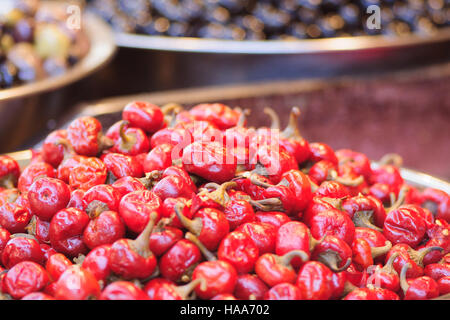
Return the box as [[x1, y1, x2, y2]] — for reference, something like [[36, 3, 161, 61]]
[[114, 26, 450, 54]]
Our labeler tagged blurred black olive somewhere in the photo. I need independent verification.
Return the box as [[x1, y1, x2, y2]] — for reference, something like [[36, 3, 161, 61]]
[[89, 0, 450, 39]]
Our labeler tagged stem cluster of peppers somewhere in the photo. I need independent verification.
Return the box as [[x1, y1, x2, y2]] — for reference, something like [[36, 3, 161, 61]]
[[0, 100, 448, 300]]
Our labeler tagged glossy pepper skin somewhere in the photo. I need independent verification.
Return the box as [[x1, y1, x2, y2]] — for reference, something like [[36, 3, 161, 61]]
[[255, 250, 309, 287], [118, 190, 162, 234], [67, 116, 110, 157], [0, 155, 20, 189], [420, 188, 450, 223], [109, 213, 158, 280], [296, 261, 334, 300], [264, 283, 303, 300], [54, 265, 101, 300], [27, 177, 71, 221], [158, 239, 202, 282], [192, 260, 238, 300], [49, 208, 90, 258], [81, 245, 112, 283], [182, 141, 237, 184], [4, 261, 50, 299], [100, 281, 149, 300], [383, 204, 429, 247], [218, 231, 259, 274], [234, 274, 268, 300], [2, 236, 44, 269], [400, 263, 439, 300], [189, 103, 240, 130], [122, 101, 164, 133]]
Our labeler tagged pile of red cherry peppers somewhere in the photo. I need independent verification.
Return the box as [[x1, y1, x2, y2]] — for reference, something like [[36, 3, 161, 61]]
[[0, 101, 448, 300]]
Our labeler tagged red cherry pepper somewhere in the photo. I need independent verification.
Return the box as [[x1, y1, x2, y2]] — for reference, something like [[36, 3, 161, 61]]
[[49, 208, 90, 258], [122, 101, 164, 133], [424, 260, 450, 281], [100, 281, 149, 300], [352, 238, 392, 270], [145, 278, 204, 300], [3, 261, 49, 299], [182, 141, 237, 184], [41, 129, 71, 168], [109, 212, 158, 280], [0, 227, 10, 257], [118, 190, 162, 234], [82, 184, 121, 216], [311, 235, 353, 272], [21, 292, 55, 300], [250, 145, 298, 185], [400, 263, 440, 300], [437, 276, 450, 295], [309, 208, 355, 246], [0, 202, 32, 234], [143, 143, 174, 173], [152, 174, 196, 201], [18, 161, 55, 193], [102, 152, 143, 179], [81, 244, 112, 283], [158, 238, 202, 282], [67, 188, 86, 210], [67, 116, 112, 157], [149, 221, 183, 257], [56, 154, 86, 183], [111, 176, 146, 199], [2, 235, 44, 268], [264, 282, 303, 300], [255, 211, 290, 229], [296, 261, 334, 300], [255, 250, 309, 287], [370, 166, 404, 198], [343, 287, 378, 300], [386, 243, 443, 278], [383, 204, 429, 247], [27, 177, 71, 221], [83, 210, 125, 250], [314, 180, 350, 199], [54, 265, 101, 300], [234, 274, 269, 300], [235, 222, 277, 255], [366, 252, 401, 292], [109, 120, 150, 156], [45, 253, 72, 281], [68, 157, 107, 191], [189, 103, 240, 130], [0, 155, 20, 189], [308, 142, 338, 166], [335, 149, 372, 180], [211, 293, 237, 300], [275, 221, 314, 267], [174, 205, 229, 251], [192, 260, 238, 300], [420, 188, 450, 223], [217, 231, 259, 274], [160, 197, 192, 229], [342, 194, 386, 232]]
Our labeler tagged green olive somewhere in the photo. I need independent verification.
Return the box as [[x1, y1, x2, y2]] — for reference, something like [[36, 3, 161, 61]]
[[34, 23, 71, 59]]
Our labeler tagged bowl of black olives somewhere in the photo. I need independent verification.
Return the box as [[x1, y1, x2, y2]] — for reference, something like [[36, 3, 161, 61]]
[[0, 0, 116, 152]]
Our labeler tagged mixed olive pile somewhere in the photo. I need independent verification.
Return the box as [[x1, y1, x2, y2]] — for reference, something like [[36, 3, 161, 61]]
[[0, 101, 448, 300], [0, 0, 89, 89], [90, 0, 449, 40]]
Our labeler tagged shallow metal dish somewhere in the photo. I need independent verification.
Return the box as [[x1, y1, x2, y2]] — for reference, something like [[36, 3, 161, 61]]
[[115, 27, 450, 55], [12, 72, 449, 192], [0, 1, 116, 152]]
